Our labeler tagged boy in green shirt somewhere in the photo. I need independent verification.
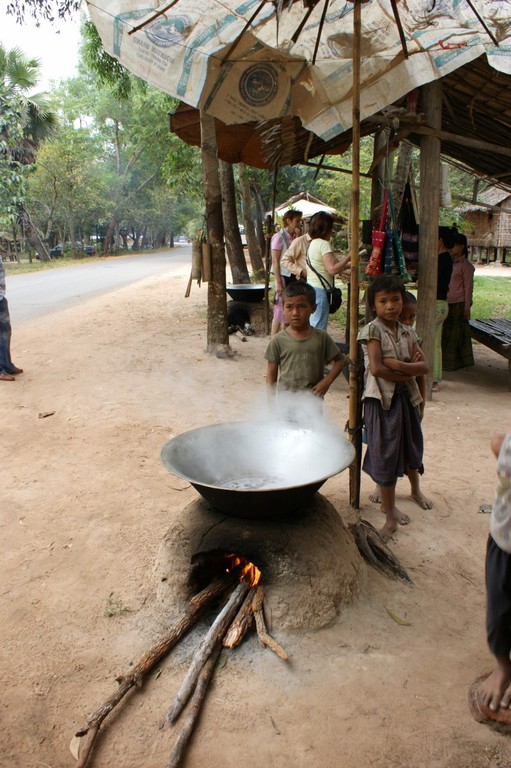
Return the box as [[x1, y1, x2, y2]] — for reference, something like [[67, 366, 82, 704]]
[[265, 282, 344, 396]]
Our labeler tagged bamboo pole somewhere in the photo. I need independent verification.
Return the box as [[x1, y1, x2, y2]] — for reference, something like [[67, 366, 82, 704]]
[[348, 0, 362, 509]]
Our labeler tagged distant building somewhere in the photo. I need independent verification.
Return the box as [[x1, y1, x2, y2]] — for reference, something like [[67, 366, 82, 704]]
[[458, 186, 511, 264]]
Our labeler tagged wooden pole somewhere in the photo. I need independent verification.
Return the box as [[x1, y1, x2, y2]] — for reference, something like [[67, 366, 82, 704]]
[[348, 0, 362, 509], [417, 81, 442, 398], [200, 111, 229, 354]]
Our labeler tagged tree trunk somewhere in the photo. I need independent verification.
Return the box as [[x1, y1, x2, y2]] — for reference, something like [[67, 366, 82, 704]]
[[219, 160, 250, 284], [20, 207, 50, 261], [200, 112, 229, 353], [252, 181, 267, 261], [103, 218, 116, 255], [417, 81, 442, 399], [238, 163, 264, 279]]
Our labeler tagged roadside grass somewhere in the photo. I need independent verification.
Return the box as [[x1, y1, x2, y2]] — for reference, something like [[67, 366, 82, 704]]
[[472, 275, 511, 319], [3, 249, 155, 275], [5, 256, 510, 320], [334, 275, 510, 328]]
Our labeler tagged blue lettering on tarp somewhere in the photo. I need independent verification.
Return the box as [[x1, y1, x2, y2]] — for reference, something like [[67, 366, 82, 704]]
[[113, 9, 151, 56], [177, 15, 237, 96]]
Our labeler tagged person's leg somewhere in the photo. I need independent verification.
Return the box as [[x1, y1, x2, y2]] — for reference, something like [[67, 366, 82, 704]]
[[407, 468, 433, 509], [310, 287, 329, 330], [479, 536, 511, 710], [369, 484, 382, 503], [0, 297, 12, 373], [379, 484, 405, 541]]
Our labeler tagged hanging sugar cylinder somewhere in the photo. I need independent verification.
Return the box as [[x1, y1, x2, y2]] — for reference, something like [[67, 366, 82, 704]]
[[191, 240, 202, 280]]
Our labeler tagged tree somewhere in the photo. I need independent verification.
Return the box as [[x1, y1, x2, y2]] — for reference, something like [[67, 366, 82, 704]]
[[6, 1, 80, 23], [0, 43, 58, 259]]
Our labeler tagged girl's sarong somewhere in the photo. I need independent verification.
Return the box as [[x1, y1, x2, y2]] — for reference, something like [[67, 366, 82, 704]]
[[363, 386, 424, 488], [441, 302, 474, 371]]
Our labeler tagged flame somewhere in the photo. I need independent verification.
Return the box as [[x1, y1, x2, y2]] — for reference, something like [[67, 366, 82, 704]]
[[224, 553, 261, 587]]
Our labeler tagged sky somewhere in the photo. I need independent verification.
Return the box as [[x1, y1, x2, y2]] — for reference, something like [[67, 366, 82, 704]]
[[1, 1, 82, 91]]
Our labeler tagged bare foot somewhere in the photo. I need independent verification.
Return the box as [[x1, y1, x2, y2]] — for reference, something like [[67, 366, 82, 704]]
[[411, 491, 433, 510], [379, 520, 398, 543], [478, 669, 511, 711], [369, 485, 382, 504], [381, 506, 410, 525]]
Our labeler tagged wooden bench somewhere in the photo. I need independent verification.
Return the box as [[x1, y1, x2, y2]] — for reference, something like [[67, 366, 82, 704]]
[[469, 318, 511, 390]]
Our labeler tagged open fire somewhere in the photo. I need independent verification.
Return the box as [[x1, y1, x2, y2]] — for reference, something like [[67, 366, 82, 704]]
[[223, 552, 262, 587]]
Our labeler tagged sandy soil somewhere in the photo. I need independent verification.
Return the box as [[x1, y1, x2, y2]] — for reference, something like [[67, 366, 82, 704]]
[[2, 258, 511, 768]]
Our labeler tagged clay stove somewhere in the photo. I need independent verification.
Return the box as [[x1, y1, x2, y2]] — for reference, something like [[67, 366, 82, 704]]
[[155, 497, 363, 631], [157, 420, 362, 630]]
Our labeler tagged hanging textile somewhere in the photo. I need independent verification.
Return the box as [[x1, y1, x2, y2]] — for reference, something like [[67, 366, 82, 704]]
[[398, 181, 419, 282]]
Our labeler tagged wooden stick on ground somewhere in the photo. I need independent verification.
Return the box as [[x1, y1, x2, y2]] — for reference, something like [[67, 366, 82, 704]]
[[252, 586, 288, 661], [222, 586, 256, 649], [167, 580, 250, 724], [72, 576, 235, 768], [165, 642, 223, 768]]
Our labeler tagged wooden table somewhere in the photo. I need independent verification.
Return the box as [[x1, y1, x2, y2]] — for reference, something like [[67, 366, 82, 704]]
[[469, 318, 511, 390]]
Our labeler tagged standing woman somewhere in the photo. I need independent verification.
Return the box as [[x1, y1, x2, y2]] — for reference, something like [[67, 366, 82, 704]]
[[306, 211, 351, 331], [442, 233, 475, 371], [271, 209, 302, 336], [433, 226, 454, 390]]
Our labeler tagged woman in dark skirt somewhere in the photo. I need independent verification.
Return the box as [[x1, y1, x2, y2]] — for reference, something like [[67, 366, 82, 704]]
[[442, 233, 475, 371]]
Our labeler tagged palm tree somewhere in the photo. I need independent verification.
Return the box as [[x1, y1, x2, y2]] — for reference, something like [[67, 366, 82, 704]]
[[0, 43, 58, 259]]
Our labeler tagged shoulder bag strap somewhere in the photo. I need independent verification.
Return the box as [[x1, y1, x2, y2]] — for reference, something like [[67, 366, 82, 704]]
[[306, 244, 332, 291]]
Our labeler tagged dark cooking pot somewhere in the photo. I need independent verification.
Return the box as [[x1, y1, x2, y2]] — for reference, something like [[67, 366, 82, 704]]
[[226, 284, 266, 303], [160, 421, 355, 519]]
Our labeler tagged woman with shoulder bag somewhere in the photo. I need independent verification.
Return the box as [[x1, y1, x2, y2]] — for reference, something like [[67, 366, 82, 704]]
[[306, 211, 350, 330]]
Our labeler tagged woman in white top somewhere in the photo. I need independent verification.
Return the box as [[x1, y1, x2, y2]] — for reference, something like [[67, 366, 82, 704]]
[[271, 209, 302, 336], [306, 211, 350, 330]]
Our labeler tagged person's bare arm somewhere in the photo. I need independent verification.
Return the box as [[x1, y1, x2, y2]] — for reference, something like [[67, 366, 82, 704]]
[[417, 374, 426, 420], [323, 251, 351, 277], [366, 338, 413, 381], [383, 342, 429, 377], [491, 434, 505, 459], [311, 352, 344, 397], [266, 361, 279, 391], [271, 249, 284, 296]]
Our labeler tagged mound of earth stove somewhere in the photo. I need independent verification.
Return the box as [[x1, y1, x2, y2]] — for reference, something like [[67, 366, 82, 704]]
[[155, 494, 363, 630]]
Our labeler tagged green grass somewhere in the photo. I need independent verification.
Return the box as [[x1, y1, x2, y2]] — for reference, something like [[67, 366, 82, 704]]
[[472, 276, 511, 319]]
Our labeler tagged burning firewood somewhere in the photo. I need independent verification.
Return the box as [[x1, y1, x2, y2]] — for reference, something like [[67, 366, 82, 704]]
[[165, 643, 223, 768], [222, 587, 256, 648], [166, 580, 251, 724], [349, 520, 413, 585], [252, 586, 288, 661], [71, 576, 236, 768]]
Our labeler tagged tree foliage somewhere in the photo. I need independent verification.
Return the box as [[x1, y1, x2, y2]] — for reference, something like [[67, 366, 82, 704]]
[[6, 1, 80, 23]]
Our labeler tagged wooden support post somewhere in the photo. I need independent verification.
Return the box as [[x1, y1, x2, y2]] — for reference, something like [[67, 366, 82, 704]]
[[417, 80, 442, 399], [348, 0, 362, 509]]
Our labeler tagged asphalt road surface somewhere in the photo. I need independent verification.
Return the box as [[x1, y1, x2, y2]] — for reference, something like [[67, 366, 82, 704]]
[[7, 248, 191, 325]]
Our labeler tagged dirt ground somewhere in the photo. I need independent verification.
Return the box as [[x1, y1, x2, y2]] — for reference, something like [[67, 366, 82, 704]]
[[2, 258, 511, 768]]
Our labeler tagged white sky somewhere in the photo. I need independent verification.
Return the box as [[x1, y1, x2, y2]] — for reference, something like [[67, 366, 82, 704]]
[[1, 1, 83, 91]]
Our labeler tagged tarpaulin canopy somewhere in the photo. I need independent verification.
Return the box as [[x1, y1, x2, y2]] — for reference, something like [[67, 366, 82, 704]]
[[86, 0, 511, 142]]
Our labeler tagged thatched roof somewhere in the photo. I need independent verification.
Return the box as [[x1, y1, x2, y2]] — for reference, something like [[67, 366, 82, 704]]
[[170, 55, 511, 193]]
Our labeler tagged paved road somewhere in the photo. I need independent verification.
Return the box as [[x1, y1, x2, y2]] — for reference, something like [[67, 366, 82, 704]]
[[7, 248, 191, 325]]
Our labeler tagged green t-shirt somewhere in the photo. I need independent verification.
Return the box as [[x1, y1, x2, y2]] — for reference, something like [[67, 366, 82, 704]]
[[265, 328, 339, 391]]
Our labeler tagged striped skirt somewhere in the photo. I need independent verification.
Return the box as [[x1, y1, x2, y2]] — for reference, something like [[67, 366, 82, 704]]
[[362, 386, 424, 488]]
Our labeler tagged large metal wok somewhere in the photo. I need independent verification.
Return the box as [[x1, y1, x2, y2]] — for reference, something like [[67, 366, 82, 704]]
[[160, 421, 355, 519]]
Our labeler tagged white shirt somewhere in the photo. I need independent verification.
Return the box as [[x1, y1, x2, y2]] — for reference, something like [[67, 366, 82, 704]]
[[490, 433, 511, 553]]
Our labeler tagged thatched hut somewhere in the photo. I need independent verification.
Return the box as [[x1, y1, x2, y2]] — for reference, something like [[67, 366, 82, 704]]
[[458, 187, 511, 264]]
